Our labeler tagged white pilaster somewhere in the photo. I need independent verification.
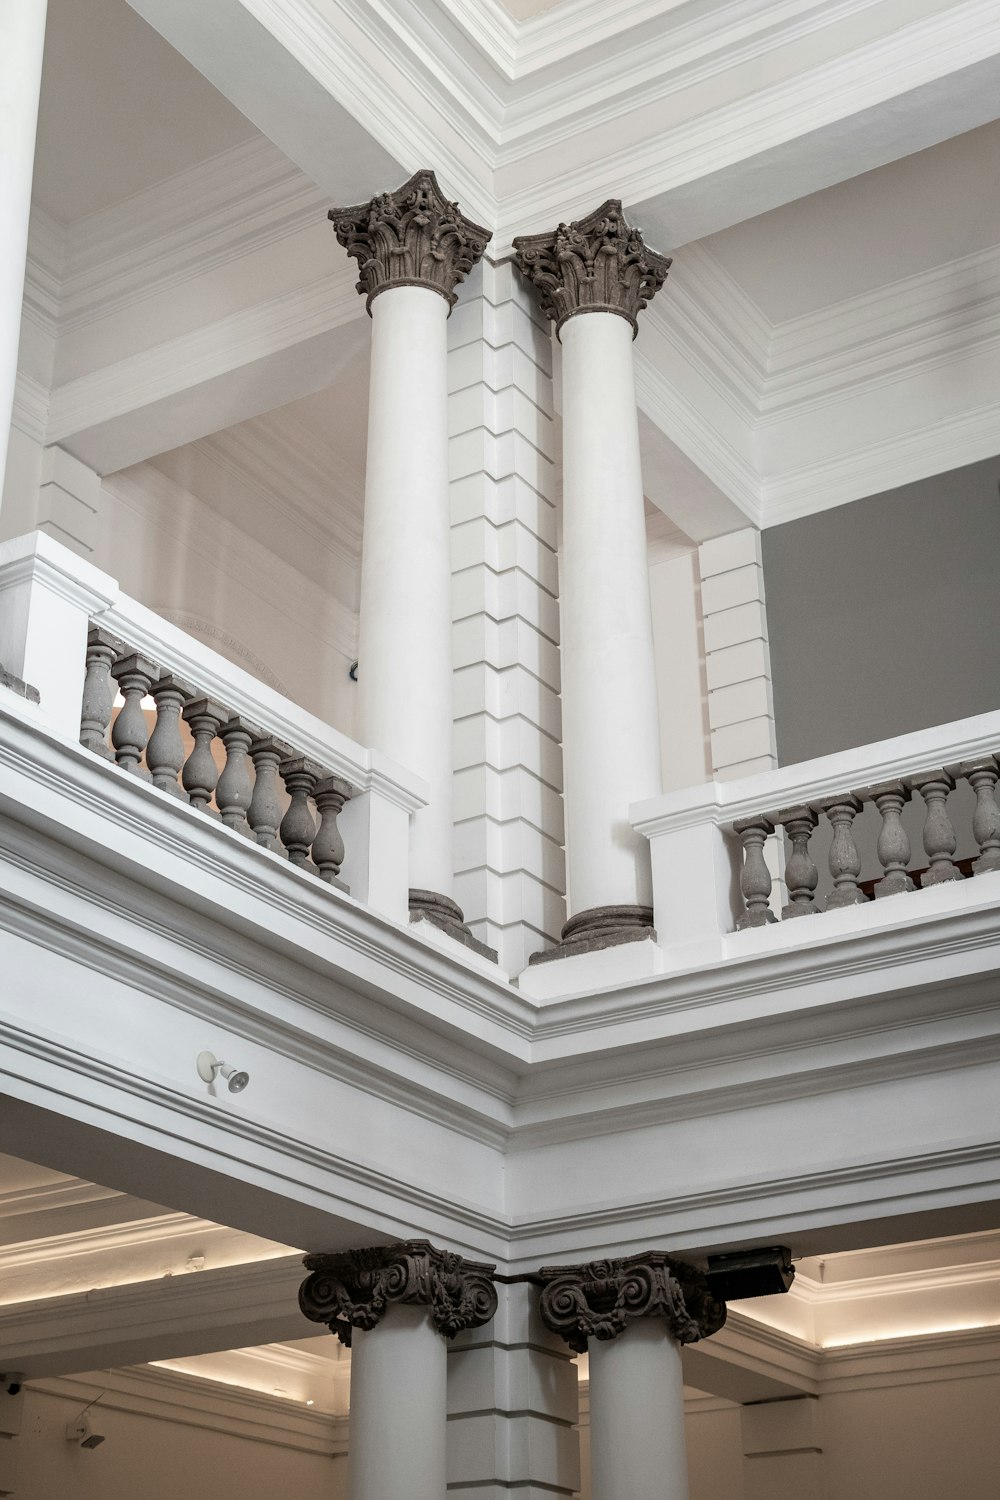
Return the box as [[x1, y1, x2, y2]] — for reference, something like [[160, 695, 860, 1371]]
[[36, 446, 103, 555], [741, 1394, 825, 1500], [0, 0, 48, 506], [560, 311, 662, 914], [348, 1302, 447, 1500], [447, 1281, 580, 1497], [589, 1321, 689, 1500], [449, 260, 565, 971], [358, 284, 455, 899], [698, 528, 778, 780]]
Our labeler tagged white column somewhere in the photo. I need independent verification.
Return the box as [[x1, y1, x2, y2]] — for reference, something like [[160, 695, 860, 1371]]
[[560, 310, 663, 915], [348, 1302, 447, 1500], [0, 0, 48, 504], [359, 284, 454, 898], [589, 1321, 689, 1500], [331, 170, 491, 947]]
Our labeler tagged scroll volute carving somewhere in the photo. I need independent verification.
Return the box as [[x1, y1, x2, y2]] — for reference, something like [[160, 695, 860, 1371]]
[[299, 1239, 498, 1346], [330, 170, 492, 312], [512, 200, 672, 337], [538, 1251, 725, 1353]]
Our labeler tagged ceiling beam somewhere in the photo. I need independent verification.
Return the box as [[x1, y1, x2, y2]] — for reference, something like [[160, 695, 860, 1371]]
[[0, 1256, 310, 1378]]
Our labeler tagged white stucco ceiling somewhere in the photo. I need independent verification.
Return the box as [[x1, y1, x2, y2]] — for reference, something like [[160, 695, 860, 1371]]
[[32, 0, 258, 224], [701, 120, 1000, 322]]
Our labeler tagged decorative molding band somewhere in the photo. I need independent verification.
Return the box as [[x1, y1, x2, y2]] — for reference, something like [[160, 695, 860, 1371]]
[[300, 1239, 498, 1344], [29, 1365, 347, 1455], [46, 271, 362, 446], [537, 1251, 725, 1351]]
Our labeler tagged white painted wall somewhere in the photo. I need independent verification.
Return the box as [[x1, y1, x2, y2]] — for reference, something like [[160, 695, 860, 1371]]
[[579, 1362, 1000, 1500], [8, 1377, 346, 1500], [647, 546, 712, 794]]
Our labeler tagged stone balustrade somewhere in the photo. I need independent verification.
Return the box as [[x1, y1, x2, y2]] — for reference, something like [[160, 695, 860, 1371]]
[[730, 764, 997, 929], [632, 711, 1000, 959], [0, 530, 427, 923], [82, 624, 354, 887]]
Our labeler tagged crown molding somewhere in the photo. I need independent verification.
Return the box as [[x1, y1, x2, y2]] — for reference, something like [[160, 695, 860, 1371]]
[[45, 270, 362, 449], [11, 372, 49, 443], [32, 1365, 348, 1453], [60, 138, 331, 333]]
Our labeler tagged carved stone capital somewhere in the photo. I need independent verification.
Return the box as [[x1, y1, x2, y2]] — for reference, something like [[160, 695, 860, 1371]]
[[538, 1252, 725, 1353], [512, 200, 671, 338], [329, 170, 491, 313], [299, 1240, 498, 1347]]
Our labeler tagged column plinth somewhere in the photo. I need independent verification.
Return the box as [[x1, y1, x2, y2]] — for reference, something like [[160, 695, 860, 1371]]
[[330, 172, 496, 958], [514, 203, 671, 965], [538, 1251, 725, 1500]]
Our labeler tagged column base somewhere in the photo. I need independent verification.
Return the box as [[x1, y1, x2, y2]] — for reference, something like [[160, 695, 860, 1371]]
[[0, 664, 40, 704], [528, 905, 655, 965], [408, 889, 498, 963]]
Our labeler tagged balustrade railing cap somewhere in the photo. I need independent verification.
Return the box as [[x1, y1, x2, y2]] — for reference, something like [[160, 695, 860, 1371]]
[[111, 651, 160, 681], [152, 672, 197, 700], [182, 697, 229, 725]]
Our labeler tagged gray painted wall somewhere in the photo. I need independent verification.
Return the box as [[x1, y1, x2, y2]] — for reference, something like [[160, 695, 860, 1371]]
[[763, 456, 1000, 766]]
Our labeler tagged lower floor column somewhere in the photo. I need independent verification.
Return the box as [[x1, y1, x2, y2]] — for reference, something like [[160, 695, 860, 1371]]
[[349, 1302, 446, 1500], [538, 1251, 727, 1500], [299, 1239, 498, 1500], [590, 1319, 688, 1498]]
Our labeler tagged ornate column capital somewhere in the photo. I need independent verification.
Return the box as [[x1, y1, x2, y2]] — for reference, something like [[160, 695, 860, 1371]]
[[537, 1252, 725, 1353], [299, 1239, 498, 1346], [512, 200, 671, 338], [329, 170, 491, 313]]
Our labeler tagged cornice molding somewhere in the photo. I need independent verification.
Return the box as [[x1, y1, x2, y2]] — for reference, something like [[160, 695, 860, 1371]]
[[29, 1364, 347, 1453]]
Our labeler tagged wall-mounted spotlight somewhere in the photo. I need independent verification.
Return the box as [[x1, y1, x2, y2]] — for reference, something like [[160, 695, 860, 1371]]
[[705, 1246, 795, 1301], [66, 1415, 105, 1450], [196, 1051, 250, 1093], [2, 1373, 24, 1397]]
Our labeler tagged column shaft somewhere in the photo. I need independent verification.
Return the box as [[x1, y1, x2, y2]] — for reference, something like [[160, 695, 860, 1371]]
[[589, 1320, 689, 1500], [348, 1302, 447, 1500], [0, 0, 48, 502], [358, 285, 454, 898], [560, 311, 662, 913]]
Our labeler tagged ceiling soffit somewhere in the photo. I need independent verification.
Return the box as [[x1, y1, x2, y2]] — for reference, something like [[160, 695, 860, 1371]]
[[128, 0, 1000, 248]]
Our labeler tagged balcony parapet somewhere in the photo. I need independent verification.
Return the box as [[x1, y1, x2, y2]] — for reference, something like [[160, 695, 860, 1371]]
[[632, 713, 1000, 962], [0, 530, 427, 923]]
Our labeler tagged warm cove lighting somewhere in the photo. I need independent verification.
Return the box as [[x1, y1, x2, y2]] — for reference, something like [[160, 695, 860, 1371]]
[[822, 1319, 1000, 1349]]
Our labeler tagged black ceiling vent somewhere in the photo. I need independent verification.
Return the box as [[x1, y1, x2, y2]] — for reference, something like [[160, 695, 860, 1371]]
[[705, 1246, 795, 1301]]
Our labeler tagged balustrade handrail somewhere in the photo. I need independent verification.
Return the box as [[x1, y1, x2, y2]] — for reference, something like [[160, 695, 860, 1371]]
[[632, 711, 1000, 837]]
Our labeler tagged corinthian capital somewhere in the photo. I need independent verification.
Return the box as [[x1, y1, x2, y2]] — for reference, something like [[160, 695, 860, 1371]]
[[329, 170, 491, 312], [299, 1239, 498, 1346], [512, 200, 671, 338], [538, 1252, 725, 1353]]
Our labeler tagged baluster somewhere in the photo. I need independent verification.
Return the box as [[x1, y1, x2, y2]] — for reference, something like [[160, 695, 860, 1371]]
[[216, 716, 256, 838], [80, 626, 123, 759], [248, 734, 292, 851], [911, 770, 961, 886], [733, 815, 776, 928], [777, 806, 819, 918], [820, 794, 867, 908], [110, 653, 159, 778], [956, 758, 1000, 875], [181, 698, 228, 814], [868, 781, 915, 897], [312, 775, 352, 885], [146, 674, 194, 797], [279, 757, 320, 868]]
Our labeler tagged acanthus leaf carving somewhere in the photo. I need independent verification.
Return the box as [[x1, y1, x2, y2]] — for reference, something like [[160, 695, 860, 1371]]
[[512, 199, 671, 338], [537, 1251, 725, 1353], [299, 1239, 498, 1347], [329, 170, 491, 312]]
